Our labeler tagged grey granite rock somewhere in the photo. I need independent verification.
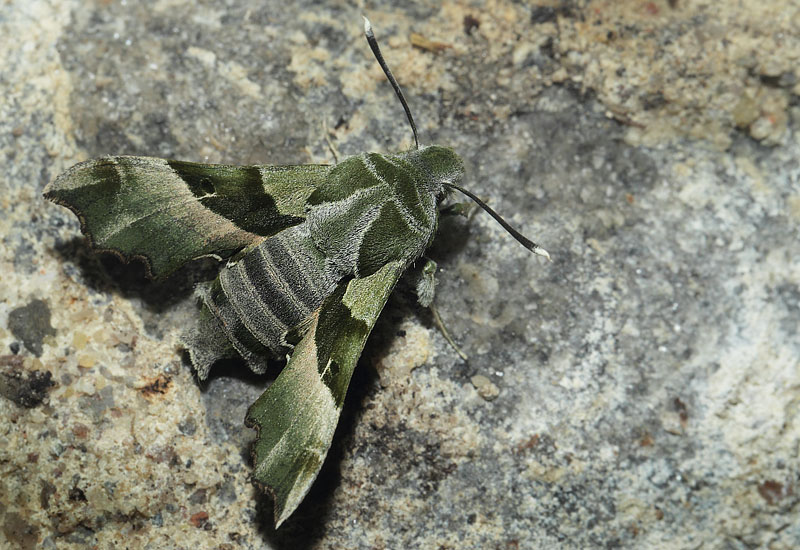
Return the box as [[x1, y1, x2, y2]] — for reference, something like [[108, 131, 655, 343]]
[[1, 1, 798, 549]]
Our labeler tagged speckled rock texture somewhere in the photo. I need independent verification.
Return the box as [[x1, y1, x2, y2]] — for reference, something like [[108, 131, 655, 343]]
[[2, 1, 798, 548]]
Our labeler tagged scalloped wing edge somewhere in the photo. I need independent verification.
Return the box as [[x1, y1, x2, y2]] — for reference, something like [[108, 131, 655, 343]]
[[44, 156, 327, 278]]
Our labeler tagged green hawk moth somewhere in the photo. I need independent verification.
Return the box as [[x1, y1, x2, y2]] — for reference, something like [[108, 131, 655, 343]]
[[44, 18, 550, 527]]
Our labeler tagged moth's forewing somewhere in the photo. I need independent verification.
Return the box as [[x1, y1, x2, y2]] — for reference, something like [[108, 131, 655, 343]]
[[245, 260, 405, 527], [44, 157, 329, 278]]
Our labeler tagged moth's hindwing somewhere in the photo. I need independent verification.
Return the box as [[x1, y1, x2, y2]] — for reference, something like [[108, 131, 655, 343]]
[[44, 156, 329, 277], [244, 260, 405, 527]]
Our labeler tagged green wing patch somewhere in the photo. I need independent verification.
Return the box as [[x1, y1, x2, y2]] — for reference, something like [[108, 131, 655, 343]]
[[245, 260, 404, 526], [44, 156, 329, 277]]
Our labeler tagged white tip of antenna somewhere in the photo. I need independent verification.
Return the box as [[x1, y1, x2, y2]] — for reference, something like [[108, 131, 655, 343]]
[[362, 16, 373, 35], [533, 246, 552, 261]]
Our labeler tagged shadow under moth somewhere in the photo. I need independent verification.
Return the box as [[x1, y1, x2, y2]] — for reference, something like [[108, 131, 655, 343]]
[[44, 18, 550, 527]]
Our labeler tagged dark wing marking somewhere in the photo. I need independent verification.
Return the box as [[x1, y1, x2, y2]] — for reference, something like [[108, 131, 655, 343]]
[[44, 156, 329, 278]]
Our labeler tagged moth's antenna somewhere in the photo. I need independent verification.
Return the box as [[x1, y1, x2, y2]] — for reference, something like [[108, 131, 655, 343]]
[[443, 182, 551, 260], [363, 16, 420, 150]]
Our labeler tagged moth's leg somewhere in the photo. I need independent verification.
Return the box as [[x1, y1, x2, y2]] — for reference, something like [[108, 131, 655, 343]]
[[410, 258, 437, 307], [323, 119, 340, 164], [431, 304, 468, 361], [409, 258, 469, 361]]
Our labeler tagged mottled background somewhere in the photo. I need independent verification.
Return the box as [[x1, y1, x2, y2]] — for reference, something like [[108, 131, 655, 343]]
[[1, 1, 798, 549]]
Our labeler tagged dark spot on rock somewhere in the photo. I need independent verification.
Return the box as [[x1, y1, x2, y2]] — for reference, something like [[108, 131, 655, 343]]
[[2, 512, 39, 550], [0, 355, 55, 408], [539, 36, 556, 60], [145, 445, 178, 465], [150, 512, 163, 527], [189, 511, 209, 528], [63, 525, 96, 545], [40, 482, 57, 509], [514, 434, 541, 454], [69, 486, 87, 502], [189, 488, 208, 505], [759, 71, 796, 89], [178, 416, 197, 436], [673, 397, 689, 427], [463, 15, 480, 35], [530, 6, 557, 24], [641, 91, 667, 111], [72, 423, 89, 439], [641, 1, 659, 15], [9, 342, 20, 354], [138, 374, 172, 397], [7, 299, 56, 357], [217, 475, 237, 504], [758, 480, 789, 505], [334, 115, 348, 130]]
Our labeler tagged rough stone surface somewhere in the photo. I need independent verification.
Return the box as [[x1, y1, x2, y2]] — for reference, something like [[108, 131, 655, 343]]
[[1, 1, 798, 549]]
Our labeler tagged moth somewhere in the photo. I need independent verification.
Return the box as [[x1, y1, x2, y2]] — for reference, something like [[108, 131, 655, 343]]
[[44, 18, 550, 527]]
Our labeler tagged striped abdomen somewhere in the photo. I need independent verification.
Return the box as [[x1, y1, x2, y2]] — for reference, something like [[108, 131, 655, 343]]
[[186, 224, 338, 377]]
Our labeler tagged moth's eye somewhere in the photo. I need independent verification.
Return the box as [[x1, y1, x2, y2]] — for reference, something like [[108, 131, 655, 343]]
[[199, 178, 215, 195]]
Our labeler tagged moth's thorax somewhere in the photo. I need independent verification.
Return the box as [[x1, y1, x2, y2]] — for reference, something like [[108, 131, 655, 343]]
[[400, 145, 464, 194], [305, 147, 459, 279]]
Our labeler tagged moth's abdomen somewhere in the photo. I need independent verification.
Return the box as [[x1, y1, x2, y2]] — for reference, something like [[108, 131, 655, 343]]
[[184, 224, 337, 378]]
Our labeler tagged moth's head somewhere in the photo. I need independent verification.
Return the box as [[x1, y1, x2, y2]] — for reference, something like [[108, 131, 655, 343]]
[[414, 145, 464, 193]]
